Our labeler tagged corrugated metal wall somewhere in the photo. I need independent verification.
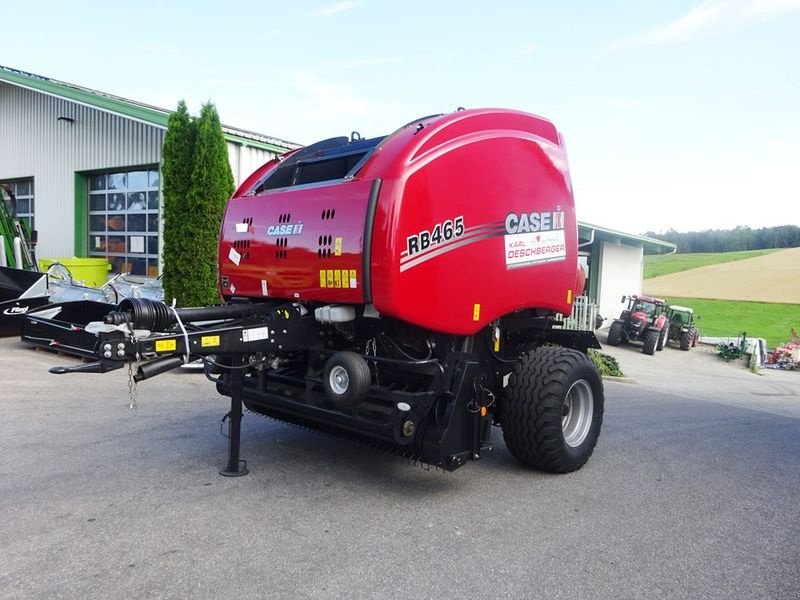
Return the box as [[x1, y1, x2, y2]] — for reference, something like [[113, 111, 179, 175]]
[[0, 82, 279, 261]]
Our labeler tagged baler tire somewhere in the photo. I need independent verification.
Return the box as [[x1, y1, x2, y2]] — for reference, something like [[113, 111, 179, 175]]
[[323, 351, 371, 408], [680, 331, 691, 351], [501, 347, 604, 474], [607, 321, 623, 346], [656, 327, 667, 351], [642, 329, 659, 355]]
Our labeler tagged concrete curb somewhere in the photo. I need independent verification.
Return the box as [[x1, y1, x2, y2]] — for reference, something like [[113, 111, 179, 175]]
[[603, 375, 636, 384]]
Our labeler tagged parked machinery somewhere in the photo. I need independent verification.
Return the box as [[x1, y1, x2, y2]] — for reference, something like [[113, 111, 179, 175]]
[[665, 305, 699, 350], [51, 108, 605, 476], [606, 294, 668, 355]]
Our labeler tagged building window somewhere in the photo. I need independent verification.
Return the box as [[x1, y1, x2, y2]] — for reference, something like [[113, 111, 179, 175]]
[[0, 178, 35, 232], [88, 168, 160, 276]]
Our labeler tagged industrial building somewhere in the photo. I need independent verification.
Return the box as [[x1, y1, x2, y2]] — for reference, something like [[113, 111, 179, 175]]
[[0, 65, 296, 276]]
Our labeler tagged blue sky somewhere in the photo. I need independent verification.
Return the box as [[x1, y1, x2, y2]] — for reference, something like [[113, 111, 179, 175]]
[[4, 0, 798, 234]]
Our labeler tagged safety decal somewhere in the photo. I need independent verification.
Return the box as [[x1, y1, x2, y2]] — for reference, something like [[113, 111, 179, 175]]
[[473, 304, 481, 321], [334, 237, 342, 256], [350, 269, 357, 288], [201, 335, 220, 348], [261, 279, 269, 296], [155, 339, 177, 353], [326, 270, 334, 288], [242, 327, 270, 343], [334, 270, 341, 288], [235, 222, 248, 233], [228, 247, 241, 266], [320, 270, 327, 288]]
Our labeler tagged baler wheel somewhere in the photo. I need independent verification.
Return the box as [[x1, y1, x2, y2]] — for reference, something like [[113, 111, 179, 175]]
[[501, 347, 604, 473], [606, 321, 623, 346], [642, 329, 659, 355], [323, 351, 372, 408]]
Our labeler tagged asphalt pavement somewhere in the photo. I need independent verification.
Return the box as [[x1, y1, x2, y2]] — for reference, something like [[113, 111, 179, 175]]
[[0, 335, 798, 600]]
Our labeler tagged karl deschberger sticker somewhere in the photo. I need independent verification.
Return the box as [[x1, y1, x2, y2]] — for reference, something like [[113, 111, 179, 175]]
[[504, 209, 567, 268]]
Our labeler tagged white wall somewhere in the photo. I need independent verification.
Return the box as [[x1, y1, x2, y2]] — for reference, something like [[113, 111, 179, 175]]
[[0, 82, 281, 260], [596, 241, 643, 324], [0, 83, 165, 258]]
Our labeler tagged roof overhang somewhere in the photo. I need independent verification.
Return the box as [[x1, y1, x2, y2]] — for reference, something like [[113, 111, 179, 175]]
[[578, 221, 676, 255], [0, 65, 299, 153]]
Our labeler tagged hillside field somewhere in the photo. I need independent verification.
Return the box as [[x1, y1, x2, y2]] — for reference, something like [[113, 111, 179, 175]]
[[643, 249, 777, 279], [641, 247, 799, 347], [643, 247, 800, 304]]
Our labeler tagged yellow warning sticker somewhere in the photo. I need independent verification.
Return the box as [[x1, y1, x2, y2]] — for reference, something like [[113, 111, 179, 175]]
[[341, 269, 350, 288], [334, 270, 341, 288], [201, 335, 220, 348], [473, 304, 481, 321], [326, 270, 334, 287], [334, 237, 342, 256], [155, 339, 177, 353], [349, 269, 357, 288], [320, 270, 327, 288], [567, 289, 573, 304]]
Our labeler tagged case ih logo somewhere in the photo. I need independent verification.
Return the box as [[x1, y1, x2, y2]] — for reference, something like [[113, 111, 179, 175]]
[[267, 222, 304, 236], [504, 209, 564, 234]]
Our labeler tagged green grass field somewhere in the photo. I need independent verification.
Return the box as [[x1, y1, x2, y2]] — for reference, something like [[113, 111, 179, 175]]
[[666, 296, 797, 348], [643, 249, 777, 279]]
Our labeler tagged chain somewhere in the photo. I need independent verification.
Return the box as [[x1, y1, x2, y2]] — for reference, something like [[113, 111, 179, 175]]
[[127, 361, 138, 411]]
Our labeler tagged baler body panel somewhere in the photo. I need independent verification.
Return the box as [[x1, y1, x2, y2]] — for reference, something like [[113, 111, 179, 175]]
[[220, 108, 579, 335], [219, 179, 373, 303]]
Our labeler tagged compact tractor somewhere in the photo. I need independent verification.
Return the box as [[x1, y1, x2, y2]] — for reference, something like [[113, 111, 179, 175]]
[[606, 294, 668, 355], [51, 108, 605, 476], [665, 305, 699, 350]]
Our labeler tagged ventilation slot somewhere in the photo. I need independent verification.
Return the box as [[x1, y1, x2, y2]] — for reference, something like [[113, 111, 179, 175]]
[[233, 239, 251, 261], [321, 208, 336, 220], [276, 237, 288, 260], [317, 234, 333, 258]]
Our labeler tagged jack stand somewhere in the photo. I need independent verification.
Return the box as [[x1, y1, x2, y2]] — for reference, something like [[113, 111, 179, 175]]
[[220, 355, 249, 477]]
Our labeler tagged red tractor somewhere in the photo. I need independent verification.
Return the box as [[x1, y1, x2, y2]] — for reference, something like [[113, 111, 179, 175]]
[[51, 109, 605, 477], [606, 294, 668, 355]]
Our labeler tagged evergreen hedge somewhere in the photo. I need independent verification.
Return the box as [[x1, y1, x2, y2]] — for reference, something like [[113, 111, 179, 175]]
[[161, 101, 234, 307]]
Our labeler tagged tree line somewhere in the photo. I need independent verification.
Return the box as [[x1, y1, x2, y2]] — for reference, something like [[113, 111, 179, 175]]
[[643, 225, 800, 253]]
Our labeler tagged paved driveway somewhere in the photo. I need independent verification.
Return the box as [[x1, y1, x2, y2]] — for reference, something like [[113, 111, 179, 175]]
[[0, 336, 797, 599]]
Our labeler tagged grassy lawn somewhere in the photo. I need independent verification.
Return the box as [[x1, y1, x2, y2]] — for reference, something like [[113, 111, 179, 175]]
[[644, 249, 777, 279], [666, 296, 798, 348]]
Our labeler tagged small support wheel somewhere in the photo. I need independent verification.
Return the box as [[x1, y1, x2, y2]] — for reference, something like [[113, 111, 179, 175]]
[[323, 351, 371, 408]]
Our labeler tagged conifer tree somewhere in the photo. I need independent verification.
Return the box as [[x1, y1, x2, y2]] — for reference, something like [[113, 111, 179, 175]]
[[160, 100, 197, 304], [181, 102, 235, 306]]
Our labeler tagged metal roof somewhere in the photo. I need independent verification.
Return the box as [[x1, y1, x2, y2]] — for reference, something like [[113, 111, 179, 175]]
[[578, 221, 677, 255], [0, 65, 298, 153]]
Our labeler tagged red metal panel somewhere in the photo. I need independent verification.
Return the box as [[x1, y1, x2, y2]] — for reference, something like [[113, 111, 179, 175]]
[[219, 108, 581, 336], [219, 179, 373, 304]]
